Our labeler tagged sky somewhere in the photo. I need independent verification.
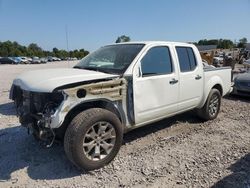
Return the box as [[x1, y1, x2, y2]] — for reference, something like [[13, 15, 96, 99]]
[[0, 0, 250, 52]]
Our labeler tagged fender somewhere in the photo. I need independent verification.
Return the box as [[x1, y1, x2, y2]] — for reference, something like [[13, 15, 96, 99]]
[[50, 98, 126, 129], [198, 75, 223, 108]]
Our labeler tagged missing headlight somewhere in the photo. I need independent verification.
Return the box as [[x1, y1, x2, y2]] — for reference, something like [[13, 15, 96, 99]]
[[32, 91, 64, 113]]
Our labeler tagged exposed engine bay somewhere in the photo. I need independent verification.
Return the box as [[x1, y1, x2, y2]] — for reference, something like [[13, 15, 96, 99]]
[[10, 85, 64, 146]]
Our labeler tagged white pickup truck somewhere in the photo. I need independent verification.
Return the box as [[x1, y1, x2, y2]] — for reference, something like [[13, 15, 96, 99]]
[[10, 41, 232, 170]]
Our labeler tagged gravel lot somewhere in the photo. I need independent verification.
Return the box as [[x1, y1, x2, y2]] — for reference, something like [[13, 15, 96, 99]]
[[0, 62, 249, 188]]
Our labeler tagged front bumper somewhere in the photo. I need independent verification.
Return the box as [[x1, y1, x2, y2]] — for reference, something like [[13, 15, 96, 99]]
[[10, 84, 65, 127]]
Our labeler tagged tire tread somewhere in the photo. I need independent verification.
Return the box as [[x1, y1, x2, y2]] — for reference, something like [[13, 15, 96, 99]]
[[64, 108, 123, 170]]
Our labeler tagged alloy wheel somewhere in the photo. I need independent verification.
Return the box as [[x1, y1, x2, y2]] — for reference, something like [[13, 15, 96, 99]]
[[208, 94, 219, 117], [82, 121, 116, 161]]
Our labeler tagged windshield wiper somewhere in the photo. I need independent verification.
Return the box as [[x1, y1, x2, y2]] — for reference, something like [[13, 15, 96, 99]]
[[74, 66, 99, 71], [74, 66, 83, 69], [83, 67, 99, 71], [74, 66, 107, 73]]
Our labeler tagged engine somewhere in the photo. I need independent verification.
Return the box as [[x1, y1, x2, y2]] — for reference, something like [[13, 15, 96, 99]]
[[10, 85, 64, 146]]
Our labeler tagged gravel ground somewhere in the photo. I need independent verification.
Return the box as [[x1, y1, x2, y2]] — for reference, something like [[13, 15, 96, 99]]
[[0, 62, 249, 188]]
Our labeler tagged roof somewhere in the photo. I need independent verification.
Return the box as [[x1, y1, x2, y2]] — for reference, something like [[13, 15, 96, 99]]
[[109, 41, 194, 47]]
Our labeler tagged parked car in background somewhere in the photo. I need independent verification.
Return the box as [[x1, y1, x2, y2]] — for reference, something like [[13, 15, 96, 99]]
[[40, 57, 48, 64], [47, 56, 61, 62], [20, 57, 31, 64], [12, 57, 22, 64], [9, 57, 20, 64], [0, 57, 18, 64], [243, 59, 250, 69], [65, 57, 78, 61], [10, 41, 232, 170], [53, 57, 61, 61], [213, 54, 224, 67], [31, 57, 41, 64], [232, 71, 250, 97], [47, 56, 54, 62]]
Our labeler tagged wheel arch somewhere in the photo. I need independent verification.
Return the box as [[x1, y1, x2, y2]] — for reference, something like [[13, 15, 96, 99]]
[[212, 84, 223, 96], [55, 99, 126, 138], [199, 76, 224, 108]]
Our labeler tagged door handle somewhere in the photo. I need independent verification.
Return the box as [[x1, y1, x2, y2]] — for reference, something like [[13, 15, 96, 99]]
[[195, 75, 202, 80], [169, 78, 178, 84]]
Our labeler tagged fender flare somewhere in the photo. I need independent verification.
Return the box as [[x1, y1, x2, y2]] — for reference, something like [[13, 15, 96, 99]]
[[57, 98, 126, 130], [199, 76, 223, 108]]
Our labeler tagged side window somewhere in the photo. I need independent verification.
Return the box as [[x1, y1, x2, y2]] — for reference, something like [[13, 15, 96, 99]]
[[141, 46, 173, 76], [187, 48, 197, 70], [176, 47, 197, 72]]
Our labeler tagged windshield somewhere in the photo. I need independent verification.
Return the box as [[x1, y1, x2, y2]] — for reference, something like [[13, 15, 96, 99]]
[[74, 44, 145, 74]]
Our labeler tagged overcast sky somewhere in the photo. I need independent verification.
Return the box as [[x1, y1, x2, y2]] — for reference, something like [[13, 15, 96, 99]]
[[0, 0, 250, 51]]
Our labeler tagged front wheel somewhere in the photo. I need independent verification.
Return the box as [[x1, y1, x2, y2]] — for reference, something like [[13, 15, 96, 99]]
[[64, 108, 123, 171], [197, 88, 221, 121]]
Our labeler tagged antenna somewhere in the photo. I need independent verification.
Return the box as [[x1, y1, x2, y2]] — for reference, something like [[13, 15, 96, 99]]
[[65, 25, 70, 67]]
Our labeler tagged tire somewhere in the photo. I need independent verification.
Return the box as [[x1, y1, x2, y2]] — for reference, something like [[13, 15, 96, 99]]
[[197, 88, 221, 121], [64, 108, 123, 171]]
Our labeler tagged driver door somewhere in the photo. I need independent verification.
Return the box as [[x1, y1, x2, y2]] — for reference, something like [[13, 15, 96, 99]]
[[133, 45, 179, 125]]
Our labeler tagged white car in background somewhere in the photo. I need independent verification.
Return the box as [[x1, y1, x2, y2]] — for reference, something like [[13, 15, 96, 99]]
[[213, 54, 224, 66], [243, 59, 250, 69], [31, 57, 41, 64], [20, 57, 31, 64]]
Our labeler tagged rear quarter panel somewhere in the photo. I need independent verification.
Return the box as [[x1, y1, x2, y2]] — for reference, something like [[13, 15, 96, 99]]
[[199, 67, 232, 108]]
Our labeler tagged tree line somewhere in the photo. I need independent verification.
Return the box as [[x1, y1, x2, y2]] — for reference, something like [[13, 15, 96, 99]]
[[0, 41, 89, 59], [0, 37, 248, 58], [195, 37, 248, 49], [115, 35, 248, 49]]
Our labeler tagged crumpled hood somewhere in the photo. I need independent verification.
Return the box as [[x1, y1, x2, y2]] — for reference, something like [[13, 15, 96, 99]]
[[13, 68, 117, 92]]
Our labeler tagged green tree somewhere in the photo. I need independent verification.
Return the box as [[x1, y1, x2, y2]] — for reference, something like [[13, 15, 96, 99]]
[[115, 35, 131, 43], [58, 50, 68, 59], [237, 37, 248, 48], [52, 47, 59, 57], [198, 39, 234, 49], [217, 39, 234, 49], [0, 40, 89, 58], [28, 43, 44, 57], [198, 39, 219, 46], [239, 37, 247, 44], [28, 43, 42, 52]]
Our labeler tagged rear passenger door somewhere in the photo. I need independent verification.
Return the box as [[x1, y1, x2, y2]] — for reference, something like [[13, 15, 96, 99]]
[[175, 46, 203, 110]]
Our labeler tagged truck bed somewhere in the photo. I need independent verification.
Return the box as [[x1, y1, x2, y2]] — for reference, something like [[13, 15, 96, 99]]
[[204, 66, 232, 96]]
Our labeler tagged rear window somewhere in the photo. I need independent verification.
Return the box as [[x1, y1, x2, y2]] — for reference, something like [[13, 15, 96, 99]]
[[176, 47, 197, 72]]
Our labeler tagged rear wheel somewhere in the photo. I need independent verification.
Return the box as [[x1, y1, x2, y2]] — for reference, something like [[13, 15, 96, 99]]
[[64, 108, 123, 170], [197, 88, 221, 120]]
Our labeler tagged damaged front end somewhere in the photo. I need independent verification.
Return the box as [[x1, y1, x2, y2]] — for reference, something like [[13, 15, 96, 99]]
[[9, 77, 129, 147], [10, 85, 64, 147]]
